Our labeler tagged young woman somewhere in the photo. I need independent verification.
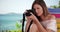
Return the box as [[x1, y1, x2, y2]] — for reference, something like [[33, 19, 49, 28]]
[[25, 0, 57, 32]]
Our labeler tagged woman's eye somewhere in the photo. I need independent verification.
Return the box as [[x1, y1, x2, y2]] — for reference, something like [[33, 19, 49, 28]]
[[37, 8, 39, 9]]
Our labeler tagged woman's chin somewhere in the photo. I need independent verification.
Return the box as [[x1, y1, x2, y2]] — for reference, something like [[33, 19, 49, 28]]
[[38, 14, 42, 16], [38, 14, 41, 16]]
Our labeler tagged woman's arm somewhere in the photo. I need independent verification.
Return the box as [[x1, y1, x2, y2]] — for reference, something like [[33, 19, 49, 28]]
[[33, 18, 54, 32], [34, 16, 55, 32], [33, 18, 48, 32], [25, 17, 32, 32], [29, 13, 56, 32]]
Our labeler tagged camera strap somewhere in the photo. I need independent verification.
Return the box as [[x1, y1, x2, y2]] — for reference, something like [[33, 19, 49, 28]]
[[22, 13, 25, 32], [27, 20, 33, 32], [22, 13, 33, 32]]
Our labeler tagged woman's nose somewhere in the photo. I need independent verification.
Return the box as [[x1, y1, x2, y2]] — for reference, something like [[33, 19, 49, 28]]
[[35, 9, 38, 13], [35, 9, 38, 14]]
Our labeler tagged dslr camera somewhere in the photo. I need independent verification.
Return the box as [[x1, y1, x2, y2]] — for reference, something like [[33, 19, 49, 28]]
[[24, 9, 35, 16]]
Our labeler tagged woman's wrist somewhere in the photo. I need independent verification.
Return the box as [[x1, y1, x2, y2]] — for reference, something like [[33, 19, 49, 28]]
[[32, 17, 39, 23]]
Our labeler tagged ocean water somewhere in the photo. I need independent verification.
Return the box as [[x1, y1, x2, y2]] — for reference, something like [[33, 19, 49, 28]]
[[0, 14, 23, 31], [0, 8, 60, 32]]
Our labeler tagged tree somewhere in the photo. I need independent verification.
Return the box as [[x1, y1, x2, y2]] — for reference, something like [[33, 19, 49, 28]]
[[50, 5, 57, 8], [50, 1, 60, 8], [58, 1, 60, 8], [15, 21, 22, 30]]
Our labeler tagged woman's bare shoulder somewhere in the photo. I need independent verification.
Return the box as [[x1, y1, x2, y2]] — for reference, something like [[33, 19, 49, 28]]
[[46, 14, 56, 20], [50, 15, 56, 18]]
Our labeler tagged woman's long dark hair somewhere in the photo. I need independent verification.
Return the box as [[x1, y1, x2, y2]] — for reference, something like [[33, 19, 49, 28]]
[[32, 0, 50, 21]]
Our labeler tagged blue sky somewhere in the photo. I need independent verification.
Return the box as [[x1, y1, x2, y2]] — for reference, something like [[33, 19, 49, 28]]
[[0, 0, 59, 14]]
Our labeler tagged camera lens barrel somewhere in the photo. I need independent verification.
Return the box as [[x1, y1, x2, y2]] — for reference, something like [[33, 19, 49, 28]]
[[25, 10, 32, 16]]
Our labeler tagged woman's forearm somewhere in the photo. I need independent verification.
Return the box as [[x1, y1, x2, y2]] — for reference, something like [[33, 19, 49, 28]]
[[33, 18, 47, 32], [25, 22, 28, 32], [25, 18, 31, 32], [25, 22, 30, 32]]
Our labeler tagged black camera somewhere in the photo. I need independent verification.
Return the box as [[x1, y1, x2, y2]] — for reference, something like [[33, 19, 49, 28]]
[[24, 9, 33, 16]]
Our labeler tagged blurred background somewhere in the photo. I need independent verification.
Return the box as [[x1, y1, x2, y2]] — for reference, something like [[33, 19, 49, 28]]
[[0, 0, 60, 32]]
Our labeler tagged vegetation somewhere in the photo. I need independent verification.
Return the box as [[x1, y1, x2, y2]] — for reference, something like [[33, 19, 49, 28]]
[[50, 1, 60, 8]]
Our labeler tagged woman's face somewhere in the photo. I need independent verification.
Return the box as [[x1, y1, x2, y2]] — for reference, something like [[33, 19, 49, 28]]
[[33, 4, 43, 16]]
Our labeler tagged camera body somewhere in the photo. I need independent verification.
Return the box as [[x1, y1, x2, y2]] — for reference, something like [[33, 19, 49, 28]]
[[24, 9, 36, 16]]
